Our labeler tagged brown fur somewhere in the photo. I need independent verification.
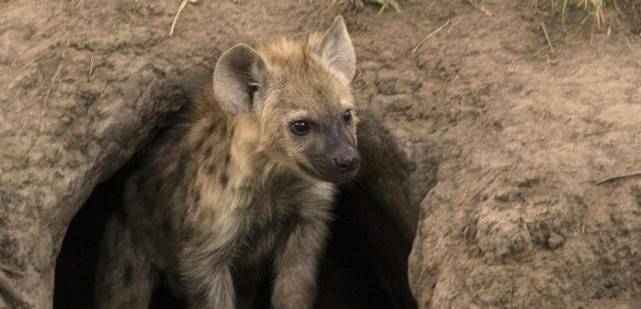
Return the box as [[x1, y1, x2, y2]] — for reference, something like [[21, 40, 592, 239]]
[[95, 17, 358, 309]]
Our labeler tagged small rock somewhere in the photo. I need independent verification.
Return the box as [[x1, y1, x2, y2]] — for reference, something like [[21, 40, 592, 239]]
[[547, 233, 565, 250]]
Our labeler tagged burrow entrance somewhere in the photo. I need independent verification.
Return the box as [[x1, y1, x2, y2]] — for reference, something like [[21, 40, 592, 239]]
[[53, 152, 418, 309], [53, 66, 419, 308]]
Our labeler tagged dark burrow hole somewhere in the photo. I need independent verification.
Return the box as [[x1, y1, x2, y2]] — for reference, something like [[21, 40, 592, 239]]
[[54, 160, 417, 309]]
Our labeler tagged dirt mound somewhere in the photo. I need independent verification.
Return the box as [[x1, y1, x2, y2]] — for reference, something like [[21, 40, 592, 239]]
[[389, 2, 641, 308], [1, 0, 641, 308]]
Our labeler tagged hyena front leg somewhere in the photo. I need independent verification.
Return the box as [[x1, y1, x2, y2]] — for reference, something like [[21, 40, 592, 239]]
[[271, 206, 331, 309], [179, 217, 242, 309], [181, 261, 235, 309], [95, 215, 155, 309]]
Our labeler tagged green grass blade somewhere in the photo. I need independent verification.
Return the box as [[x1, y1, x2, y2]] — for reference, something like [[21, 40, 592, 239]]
[[561, 0, 569, 22], [377, 0, 390, 15]]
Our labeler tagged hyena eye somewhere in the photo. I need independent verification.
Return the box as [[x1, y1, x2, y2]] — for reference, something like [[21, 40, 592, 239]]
[[343, 110, 352, 123], [290, 120, 311, 136]]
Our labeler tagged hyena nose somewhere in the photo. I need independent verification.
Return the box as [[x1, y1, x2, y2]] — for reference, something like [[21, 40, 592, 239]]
[[333, 151, 360, 172]]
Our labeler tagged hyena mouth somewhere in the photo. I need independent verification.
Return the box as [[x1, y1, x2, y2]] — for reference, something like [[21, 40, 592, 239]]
[[296, 160, 358, 184], [333, 168, 360, 184]]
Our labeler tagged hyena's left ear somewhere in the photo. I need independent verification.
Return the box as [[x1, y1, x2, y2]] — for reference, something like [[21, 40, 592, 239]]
[[214, 44, 267, 115], [320, 16, 356, 82]]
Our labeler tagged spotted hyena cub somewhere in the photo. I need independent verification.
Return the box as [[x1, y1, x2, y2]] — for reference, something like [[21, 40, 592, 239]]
[[95, 16, 359, 309]]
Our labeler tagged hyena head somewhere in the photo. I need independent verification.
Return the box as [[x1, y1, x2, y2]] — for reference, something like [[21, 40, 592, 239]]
[[213, 16, 359, 183]]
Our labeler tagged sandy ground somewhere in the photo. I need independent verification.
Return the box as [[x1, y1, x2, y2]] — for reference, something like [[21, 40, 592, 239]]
[[2, 0, 641, 308]]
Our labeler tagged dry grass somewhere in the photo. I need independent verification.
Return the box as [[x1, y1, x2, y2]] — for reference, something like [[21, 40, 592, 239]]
[[548, 0, 609, 26]]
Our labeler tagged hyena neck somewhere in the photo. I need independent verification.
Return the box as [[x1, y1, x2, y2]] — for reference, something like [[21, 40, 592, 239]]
[[227, 115, 298, 189], [186, 112, 294, 193]]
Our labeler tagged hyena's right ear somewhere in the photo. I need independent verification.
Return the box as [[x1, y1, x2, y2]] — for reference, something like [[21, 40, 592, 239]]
[[319, 16, 356, 82], [214, 44, 267, 115]]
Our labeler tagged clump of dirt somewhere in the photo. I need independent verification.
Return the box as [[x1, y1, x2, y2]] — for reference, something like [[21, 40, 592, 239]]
[[2, 0, 641, 308]]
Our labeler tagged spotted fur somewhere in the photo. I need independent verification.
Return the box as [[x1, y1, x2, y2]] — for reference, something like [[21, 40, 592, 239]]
[[95, 16, 358, 309]]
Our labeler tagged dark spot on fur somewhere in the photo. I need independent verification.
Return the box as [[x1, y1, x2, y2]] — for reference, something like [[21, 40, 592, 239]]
[[171, 152, 190, 188], [123, 265, 133, 285], [206, 163, 216, 175], [220, 173, 229, 186], [225, 153, 231, 165], [221, 124, 227, 136], [206, 123, 217, 135], [194, 190, 201, 204], [177, 153, 189, 173], [182, 225, 196, 243], [194, 137, 206, 152], [204, 144, 213, 157], [314, 85, 326, 101]]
